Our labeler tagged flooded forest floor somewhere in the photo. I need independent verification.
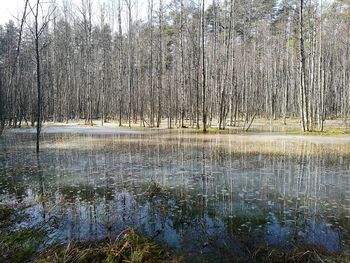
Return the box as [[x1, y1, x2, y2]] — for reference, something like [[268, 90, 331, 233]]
[[1, 119, 350, 262]]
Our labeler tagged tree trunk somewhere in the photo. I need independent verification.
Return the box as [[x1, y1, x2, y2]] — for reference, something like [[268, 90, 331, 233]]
[[202, 0, 207, 133]]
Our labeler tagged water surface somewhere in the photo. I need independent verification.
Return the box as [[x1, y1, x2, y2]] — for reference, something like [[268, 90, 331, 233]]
[[1, 129, 350, 259]]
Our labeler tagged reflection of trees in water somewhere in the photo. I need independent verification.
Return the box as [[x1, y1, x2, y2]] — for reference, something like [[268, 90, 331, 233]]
[[1, 134, 350, 252]]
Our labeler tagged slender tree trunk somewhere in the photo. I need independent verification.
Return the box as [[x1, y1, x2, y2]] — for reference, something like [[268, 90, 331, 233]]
[[118, 0, 123, 127], [196, 13, 201, 130], [127, 0, 133, 128], [34, 0, 42, 153], [157, 0, 163, 127], [180, 0, 185, 128], [299, 0, 308, 132], [318, 0, 325, 131], [149, 0, 154, 127], [202, 0, 207, 133]]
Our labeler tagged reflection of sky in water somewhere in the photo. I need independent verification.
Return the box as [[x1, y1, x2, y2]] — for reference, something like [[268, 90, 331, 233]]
[[1, 132, 350, 257], [266, 215, 342, 252]]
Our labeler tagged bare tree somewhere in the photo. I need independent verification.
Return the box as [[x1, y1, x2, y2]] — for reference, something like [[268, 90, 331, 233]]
[[202, 0, 207, 132], [27, 0, 55, 152], [0, 0, 349, 134]]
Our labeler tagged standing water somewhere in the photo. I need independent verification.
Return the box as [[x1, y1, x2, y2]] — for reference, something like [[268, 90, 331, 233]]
[[1, 128, 350, 261]]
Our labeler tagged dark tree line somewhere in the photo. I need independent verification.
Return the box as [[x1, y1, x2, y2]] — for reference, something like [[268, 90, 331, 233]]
[[0, 0, 350, 136]]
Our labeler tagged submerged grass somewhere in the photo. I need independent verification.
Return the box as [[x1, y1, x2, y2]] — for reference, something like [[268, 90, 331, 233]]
[[30, 120, 350, 157], [0, 204, 20, 230], [0, 204, 13, 223], [0, 227, 46, 263], [35, 229, 169, 263], [0, 204, 47, 263]]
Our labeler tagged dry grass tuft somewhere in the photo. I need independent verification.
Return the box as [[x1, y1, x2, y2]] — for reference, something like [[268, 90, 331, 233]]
[[35, 229, 170, 263]]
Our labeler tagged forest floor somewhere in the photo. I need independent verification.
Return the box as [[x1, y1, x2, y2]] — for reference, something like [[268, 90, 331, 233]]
[[7, 117, 350, 134]]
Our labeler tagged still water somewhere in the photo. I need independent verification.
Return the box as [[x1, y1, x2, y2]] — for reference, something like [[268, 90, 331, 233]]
[[1, 130, 350, 259]]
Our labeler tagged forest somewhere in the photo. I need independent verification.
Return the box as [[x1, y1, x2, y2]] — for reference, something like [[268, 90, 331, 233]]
[[0, 0, 349, 136], [2, 1, 350, 262]]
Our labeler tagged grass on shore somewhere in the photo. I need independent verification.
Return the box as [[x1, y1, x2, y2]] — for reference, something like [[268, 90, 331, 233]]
[[34, 237, 350, 263], [35, 229, 170, 263], [248, 245, 350, 263], [287, 128, 350, 136]]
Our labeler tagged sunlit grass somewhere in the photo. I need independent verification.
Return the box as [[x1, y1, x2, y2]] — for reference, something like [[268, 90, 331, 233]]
[[35, 229, 167, 263], [38, 129, 350, 157], [288, 128, 350, 136]]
